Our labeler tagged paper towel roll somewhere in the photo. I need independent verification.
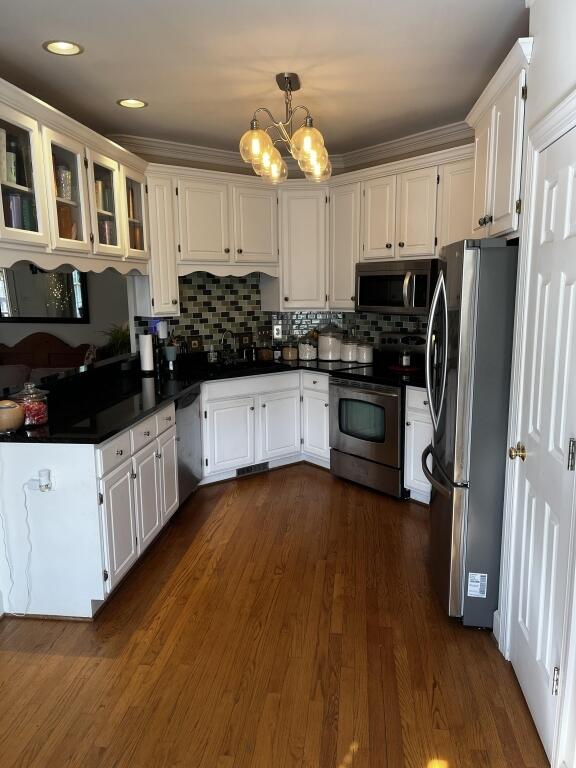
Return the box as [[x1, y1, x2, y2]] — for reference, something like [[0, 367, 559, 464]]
[[156, 320, 168, 340], [139, 334, 154, 372]]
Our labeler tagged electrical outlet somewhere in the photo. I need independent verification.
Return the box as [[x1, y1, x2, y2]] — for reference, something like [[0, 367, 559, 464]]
[[273, 324, 282, 340]]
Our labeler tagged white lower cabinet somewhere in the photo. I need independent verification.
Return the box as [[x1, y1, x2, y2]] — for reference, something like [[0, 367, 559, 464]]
[[258, 390, 301, 460], [206, 397, 255, 473], [100, 458, 139, 590], [133, 442, 162, 554], [302, 390, 330, 461], [158, 426, 179, 521], [404, 386, 433, 504]]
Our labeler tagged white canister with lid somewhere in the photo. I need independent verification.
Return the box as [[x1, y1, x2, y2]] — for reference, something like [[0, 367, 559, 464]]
[[340, 340, 358, 362], [318, 324, 342, 361], [356, 343, 373, 364]]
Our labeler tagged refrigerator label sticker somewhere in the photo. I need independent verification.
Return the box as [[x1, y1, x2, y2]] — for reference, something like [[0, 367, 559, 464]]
[[467, 572, 488, 599]]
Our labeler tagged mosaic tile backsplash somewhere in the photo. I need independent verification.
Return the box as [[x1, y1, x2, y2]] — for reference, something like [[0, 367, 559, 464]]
[[133, 273, 427, 348]]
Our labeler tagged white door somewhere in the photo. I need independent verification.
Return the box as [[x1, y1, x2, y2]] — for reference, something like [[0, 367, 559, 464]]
[[122, 165, 149, 260], [206, 397, 255, 473], [146, 175, 180, 316], [178, 178, 230, 262], [302, 391, 329, 460], [232, 184, 277, 263], [436, 159, 474, 251], [280, 188, 327, 309], [396, 166, 438, 257], [404, 415, 433, 499], [258, 390, 301, 461], [158, 426, 179, 521], [361, 175, 396, 260], [488, 70, 526, 237], [509, 126, 576, 760], [329, 183, 360, 310], [86, 149, 124, 257], [100, 459, 138, 591], [132, 443, 162, 553], [471, 108, 493, 237]]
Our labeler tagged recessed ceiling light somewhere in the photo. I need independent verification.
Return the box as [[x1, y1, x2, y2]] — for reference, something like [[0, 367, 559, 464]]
[[117, 98, 148, 109], [42, 40, 84, 56]]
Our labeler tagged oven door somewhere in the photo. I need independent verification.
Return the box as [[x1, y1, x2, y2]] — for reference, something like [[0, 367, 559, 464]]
[[329, 379, 401, 467]]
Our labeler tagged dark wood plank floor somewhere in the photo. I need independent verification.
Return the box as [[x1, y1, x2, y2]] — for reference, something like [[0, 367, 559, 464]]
[[0, 464, 548, 768]]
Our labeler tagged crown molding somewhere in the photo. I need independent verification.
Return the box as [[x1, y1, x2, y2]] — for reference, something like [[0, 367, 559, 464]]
[[110, 120, 474, 177]]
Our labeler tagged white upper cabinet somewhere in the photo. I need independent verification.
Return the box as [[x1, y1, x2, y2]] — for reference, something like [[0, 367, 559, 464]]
[[42, 127, 91, 253], [280, 187, 327, 309], [0, 104, 49, 248], [396, 166, 438, 257], [146, 174, 180, 316], [178, 178, 230, 262], [361, 175, 396, 260], [232, 184, 277, 263], [436, 159, 474, 250], [122, 166, 149, 260], [467, 38, 532, 238], [329, 182, 360, 310], [87, 150, 123, 257]]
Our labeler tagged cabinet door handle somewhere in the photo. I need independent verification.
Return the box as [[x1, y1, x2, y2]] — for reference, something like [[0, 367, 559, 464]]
[[172, 299, 178, 305], [386, 242, 392, 249], [324, 402, 329, 408], [313, 380, 318, 384], [479, 216, 485, 226], [116, 449, 123, 456], [284, 296, 289, 301], [485, 214, 493, 224], [155, 452, 162, 459], [398, 241, 405, 247], [164, 416, 172, 421], [406, 421, 412, 426], [131, 471, 137, 479], [250, 406, 255, 411], [350, 296, 356, 302], [237, 248, 243, 254], [224, 247, 230, 253], [423, 400, 429, 406], [262, 403, 266, 408], [144, 430, 151, 436]]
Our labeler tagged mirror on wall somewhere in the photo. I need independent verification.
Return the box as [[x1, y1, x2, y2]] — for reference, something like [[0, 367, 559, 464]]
[[0, 263, 89, 322]]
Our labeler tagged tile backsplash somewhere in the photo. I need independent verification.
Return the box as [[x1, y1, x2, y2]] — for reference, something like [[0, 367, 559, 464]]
[[133, 272, 427, 348]]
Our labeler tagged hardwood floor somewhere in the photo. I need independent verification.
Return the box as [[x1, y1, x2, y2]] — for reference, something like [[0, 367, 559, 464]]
[[0, 464, 548, 768]]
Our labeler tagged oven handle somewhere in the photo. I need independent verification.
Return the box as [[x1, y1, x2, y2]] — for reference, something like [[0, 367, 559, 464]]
[[330, 384, 400, 401], [402, 271, 412, 308], [421, 445, 452, 497]]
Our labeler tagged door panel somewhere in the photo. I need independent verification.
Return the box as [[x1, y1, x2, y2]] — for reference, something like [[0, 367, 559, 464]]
[[133, 443, 162, 553], [232, 184, 277, 263], [396, 166, 438, 256], [302, 391, 329, 459], [361, 176, 396, 260], [206, 397, 255, 473], [437, 159, 474, 250], [510, 126, 576, 759], [178, 179, 230, 262], [258, 390, 300, 460], [146, 175, 180, 315], [158, 426, 179, 520], [329, 183, 360, 309], [404, 415, 433, 497], [100, 459, 137, 591], [471, 109, 493, 236]]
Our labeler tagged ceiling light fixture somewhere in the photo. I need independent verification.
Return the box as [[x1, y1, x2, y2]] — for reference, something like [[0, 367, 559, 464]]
[[239, 73, 331, 185], [116, 98, 148, 109], [42, 40, 84, 56]]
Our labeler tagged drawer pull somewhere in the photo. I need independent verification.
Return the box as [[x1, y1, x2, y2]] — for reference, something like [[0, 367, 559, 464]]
[[325, 402, 329, 408], [164, 416, 172, 421], [116, 449, 123, 456], [155, 452, 162, 459], [406, 421, 412, 426], [144, 430, 151, 437], [313, 380, 318, 384], [423, 400, 429, 406], [130, 471, 137, 479]]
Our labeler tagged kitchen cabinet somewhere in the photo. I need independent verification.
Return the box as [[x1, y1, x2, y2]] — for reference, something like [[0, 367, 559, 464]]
[[329, 182, 360, 310], [158, 426, 179, 521], [361, 175, 396, 260], [232, 184, 277, 263], [122, 166, 149, 260], [0, 103, 49, 248], [258, 389, 301, 461], [302, 390, 330, 461], [205, 397, 255, 474], [178, 177, 230, 262], [87, 150, 123, 257], [396, 166, 438, 257], [467, 38, 531, 238], [436, 159, 474, 250], [133, 442, 162, 554], [100, 458, 139, 591], [404, 386, 432, 504]]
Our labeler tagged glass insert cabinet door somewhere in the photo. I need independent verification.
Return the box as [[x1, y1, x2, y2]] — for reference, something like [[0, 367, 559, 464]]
[[122, 167, 148, 258], [87, 150, 123, 256], [0, 103, 48, 246], [42, 128, 91, 252]]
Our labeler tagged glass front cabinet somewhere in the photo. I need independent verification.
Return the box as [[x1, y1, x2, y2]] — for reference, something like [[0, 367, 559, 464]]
[[122, 167, 148, 259], [42, 128, 91, 252], [0, 103, 49, 247], [87, 150, 123, 257]]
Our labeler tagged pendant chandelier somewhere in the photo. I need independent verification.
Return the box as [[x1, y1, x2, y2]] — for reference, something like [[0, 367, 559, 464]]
[[239, 73, 331, 184]]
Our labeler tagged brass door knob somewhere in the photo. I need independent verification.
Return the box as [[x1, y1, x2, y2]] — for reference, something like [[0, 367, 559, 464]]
[[508, 442, 527, 461]]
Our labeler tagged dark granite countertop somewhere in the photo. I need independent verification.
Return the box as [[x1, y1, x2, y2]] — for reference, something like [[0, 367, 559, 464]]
[[0, 355, 425, 445]]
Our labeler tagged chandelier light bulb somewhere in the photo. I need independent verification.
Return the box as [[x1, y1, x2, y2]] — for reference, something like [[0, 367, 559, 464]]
[[299, 145, 329, 174], [239, 121, 273, 164], [256, 146, 282, 177], [291, 118, 325, 161], [306, 159, 333, 182], [268, 157, 288, 184]]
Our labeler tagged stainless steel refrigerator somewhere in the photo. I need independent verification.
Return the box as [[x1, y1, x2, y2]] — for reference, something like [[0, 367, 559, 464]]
[[421, 239, 517, 628]]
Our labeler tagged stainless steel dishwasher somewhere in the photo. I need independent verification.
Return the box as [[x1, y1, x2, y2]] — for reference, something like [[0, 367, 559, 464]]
[[174, 384, 202, 502]]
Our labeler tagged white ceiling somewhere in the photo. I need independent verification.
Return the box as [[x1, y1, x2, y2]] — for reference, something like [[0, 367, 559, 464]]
[[0, 0, 528, 154]]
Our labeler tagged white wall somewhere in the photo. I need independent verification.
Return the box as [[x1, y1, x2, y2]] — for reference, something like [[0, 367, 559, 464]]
[[0, 269, 129, 348], [526, 0, 576, 128]]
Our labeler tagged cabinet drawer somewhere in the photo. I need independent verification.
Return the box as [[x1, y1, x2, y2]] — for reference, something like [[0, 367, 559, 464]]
[[203, 371, 300, 401], [301, 371, 329, 393], [406, 386, 430, 416], [155, 403, 175, 435], [130, 415, 157, 453], [96, 431, 131, 477]]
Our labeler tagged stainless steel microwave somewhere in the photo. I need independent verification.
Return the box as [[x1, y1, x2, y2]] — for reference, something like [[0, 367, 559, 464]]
[[355, 259, 438, 314]]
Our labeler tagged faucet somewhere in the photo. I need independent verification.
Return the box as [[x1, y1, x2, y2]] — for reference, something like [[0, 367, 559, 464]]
[[220, 329, 237, 359]]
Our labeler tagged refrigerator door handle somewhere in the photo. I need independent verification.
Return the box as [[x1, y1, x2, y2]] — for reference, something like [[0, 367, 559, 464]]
[[402, 271, 412, 308], [421, 444, 452, 497], [425, 271, 447, 430]]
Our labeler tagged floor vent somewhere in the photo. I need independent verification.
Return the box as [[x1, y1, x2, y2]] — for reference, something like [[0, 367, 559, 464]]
[[237, 462, 269, 477]]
